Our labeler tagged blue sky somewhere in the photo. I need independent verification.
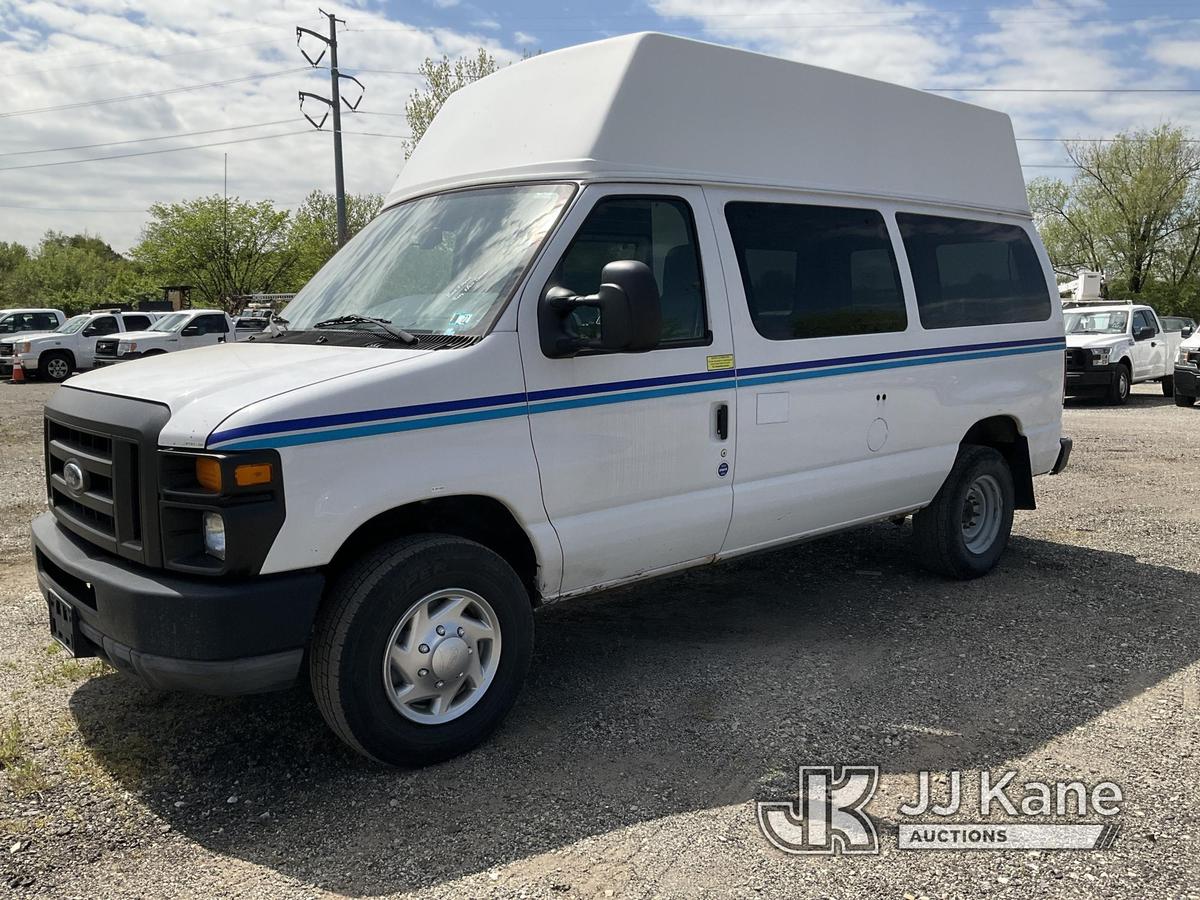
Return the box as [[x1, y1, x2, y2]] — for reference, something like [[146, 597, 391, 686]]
[[1, 0, 1199, 250]]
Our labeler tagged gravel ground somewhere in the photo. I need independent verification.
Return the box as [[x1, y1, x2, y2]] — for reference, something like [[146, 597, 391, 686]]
[[1, 379, 1198, 899]]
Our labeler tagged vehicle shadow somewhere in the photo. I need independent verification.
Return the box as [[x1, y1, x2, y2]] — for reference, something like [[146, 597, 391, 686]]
[[67, 525, 1200, 896], [1065, 392, 1175, 408]]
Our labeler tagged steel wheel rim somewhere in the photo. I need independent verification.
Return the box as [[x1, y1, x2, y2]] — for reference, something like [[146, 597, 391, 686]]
[[382, 588, 502, 725], [47, 358, 68, 379], [961, 474, 1003, 555], [1119, 371, 1129, 398]]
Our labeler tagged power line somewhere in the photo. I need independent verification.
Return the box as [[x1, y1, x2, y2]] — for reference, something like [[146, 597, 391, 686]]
[[0, 67, 311, 119], [927, 87, 1200, 93], [1016, 137, 1200, 143], [0, 129, 316, 172], [0, 203, 147, 213], [0, 120, 297, 157]]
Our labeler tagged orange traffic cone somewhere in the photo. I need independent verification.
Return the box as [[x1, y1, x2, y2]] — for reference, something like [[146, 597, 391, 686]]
[[9, 361, 25, 384]]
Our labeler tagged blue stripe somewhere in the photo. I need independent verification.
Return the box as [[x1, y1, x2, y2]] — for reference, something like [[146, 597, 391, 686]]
[[211, 336, 1065, 450]]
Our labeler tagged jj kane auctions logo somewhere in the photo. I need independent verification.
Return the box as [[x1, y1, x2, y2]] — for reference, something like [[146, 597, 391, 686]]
[[757, 766, 1123, 854]]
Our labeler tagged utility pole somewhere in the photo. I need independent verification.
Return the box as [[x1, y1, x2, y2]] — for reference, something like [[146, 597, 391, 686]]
[[297, 9, 364, 248]]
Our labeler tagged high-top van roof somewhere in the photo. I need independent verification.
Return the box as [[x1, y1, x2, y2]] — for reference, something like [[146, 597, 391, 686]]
[[388, 32, 1028, 217]]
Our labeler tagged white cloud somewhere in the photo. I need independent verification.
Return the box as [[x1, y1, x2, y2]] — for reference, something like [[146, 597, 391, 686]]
[[1151, 40, 1200, 70], [513, 31, 537, 46], [432, 0, 461, 7], [0, 1, 517, 250]]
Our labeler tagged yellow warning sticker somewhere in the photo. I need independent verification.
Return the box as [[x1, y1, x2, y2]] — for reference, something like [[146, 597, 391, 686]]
[[706, 354, 734, 372]]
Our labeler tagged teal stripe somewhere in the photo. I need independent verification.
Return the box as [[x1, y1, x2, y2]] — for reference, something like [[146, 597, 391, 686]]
[[217, 342, 1062, 450]]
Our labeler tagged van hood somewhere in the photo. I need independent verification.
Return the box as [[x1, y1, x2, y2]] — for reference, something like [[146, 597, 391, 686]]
[[67, 341, 433, 447], [1065, 333, 1132, 351]]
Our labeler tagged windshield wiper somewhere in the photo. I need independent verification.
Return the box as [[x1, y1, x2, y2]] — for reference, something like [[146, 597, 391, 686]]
[[312, 314, 417, 345]]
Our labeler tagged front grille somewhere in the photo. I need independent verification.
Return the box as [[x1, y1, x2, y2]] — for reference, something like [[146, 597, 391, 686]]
[[94, 339, 119, 358], [0, 342, 13, 356], [43, 393, 168, 566], [46, 420, 127, 548], [1065, 348, 1089, 372]]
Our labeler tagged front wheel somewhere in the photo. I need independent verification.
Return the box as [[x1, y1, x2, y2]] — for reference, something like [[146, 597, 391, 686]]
[[913, 445, 1015, 580], [40, 352, 73, 383], [1176, 392, 1196, 408], [1108, 365, 1131, 405], [310, 534, 534, 766]]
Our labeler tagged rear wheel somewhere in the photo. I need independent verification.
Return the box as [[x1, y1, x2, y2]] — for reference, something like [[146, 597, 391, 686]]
[[310, 534, 534, 766], [40, 351, 72, 383], [913, 445, 1015, 580], [1162, 375, 1175, 397], [1108, 364, 1131, 405]]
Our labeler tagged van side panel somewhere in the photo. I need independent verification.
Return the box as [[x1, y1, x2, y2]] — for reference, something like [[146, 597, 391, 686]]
[[707, 186, 1064, 555]]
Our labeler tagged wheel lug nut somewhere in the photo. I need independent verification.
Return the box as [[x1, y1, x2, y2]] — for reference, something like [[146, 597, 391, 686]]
[[435, 625, 445, 636], [418, 668, 429, 677], [435, 680, 444, 688], [467, 648, 473, 654], [456, 626, 464, 637], [418, 643, 430, 654]]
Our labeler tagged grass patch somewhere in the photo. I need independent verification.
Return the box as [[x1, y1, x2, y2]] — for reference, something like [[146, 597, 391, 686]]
[[32, 657, 109, 688], [0, 718, 47, 798]]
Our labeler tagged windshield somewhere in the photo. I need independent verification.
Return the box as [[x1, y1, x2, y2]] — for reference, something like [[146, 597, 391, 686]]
[[1065, 311, 1128, 334], [57, 316, 90, 335], [151, 313, 190, 333], [280, 184, 576, 335]]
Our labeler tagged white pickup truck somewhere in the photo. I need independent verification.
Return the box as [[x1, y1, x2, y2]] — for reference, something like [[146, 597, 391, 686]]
[[92, 309, 238, 367], [1064, 304, 1182, 404], [0, 310, 160, 382]]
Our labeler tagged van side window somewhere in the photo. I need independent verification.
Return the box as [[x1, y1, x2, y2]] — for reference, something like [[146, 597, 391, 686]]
[[724, 202, 907, 340], [549, 196, 708, 345], [896, 213, 1051, 329]]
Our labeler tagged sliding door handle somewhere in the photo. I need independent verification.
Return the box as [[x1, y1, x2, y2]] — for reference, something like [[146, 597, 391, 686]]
[[715, 403, 729, 440]]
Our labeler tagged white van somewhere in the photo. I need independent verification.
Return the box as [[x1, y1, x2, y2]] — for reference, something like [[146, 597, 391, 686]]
[[32, 34, 1069, 765]]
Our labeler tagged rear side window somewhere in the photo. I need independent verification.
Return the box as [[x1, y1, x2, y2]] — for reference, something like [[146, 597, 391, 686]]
[[896, 213, 1051, 329], [725, 202, 907, 340]]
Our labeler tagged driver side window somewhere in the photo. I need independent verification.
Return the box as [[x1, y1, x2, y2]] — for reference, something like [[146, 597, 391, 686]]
[[548, 196, 708, 346]]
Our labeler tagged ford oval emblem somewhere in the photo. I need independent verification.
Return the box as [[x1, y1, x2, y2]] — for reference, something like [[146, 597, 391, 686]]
[[63, 461, 87, 493]]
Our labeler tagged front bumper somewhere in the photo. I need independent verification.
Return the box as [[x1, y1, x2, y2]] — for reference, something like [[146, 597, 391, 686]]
[[1065, 361, 1118, 393], [31, 512, 324, 694], [1175, 366, 1199, 397], [1, 355, 35, 375]]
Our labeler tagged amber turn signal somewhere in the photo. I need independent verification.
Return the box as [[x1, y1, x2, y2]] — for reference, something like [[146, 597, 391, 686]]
[[234, 462, 273, 487], [195, 457, 222, 492]]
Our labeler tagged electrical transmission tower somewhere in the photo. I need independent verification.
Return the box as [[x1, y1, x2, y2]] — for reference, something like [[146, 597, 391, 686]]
[[296, 9, 364, 247]]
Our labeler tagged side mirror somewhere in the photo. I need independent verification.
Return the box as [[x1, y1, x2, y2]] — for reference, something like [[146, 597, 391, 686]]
[[1134, 325, 1155, 341], [539, 260, 662, 358], [82, 326, 97, 337], [181, 325, 201, 336], [1183, 326, 1194, 339]]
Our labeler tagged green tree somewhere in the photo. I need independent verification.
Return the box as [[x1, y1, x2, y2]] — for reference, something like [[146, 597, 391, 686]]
[[133, 196, 297, 313], [1030, 125, 1200, 312], [288, 189, 384, 285], [403, 49, 500, 157], [0, 232, 153, 313]]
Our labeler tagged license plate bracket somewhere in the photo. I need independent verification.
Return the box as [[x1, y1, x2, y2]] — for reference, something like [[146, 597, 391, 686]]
[[46, 591, 82, 656]]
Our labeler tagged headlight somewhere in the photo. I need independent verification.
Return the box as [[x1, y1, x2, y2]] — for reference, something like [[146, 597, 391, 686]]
[[1090, 348, 1111, 365], [202, 512, 226, 560], [16, 342, 30, 354], [1180, 347, 1193, 365], [118, 341, 136, 353]]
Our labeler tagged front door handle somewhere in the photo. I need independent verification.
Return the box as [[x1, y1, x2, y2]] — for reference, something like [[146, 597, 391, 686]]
[[715, 403, 729, 440]]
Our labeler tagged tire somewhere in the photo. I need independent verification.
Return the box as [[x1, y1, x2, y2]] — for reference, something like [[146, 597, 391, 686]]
[[1162, 375, 1175, 397], [1108, 364, 1131, 405], [143, 349, 167, 356], [913, 445, 1015, 580], [1176, 393, 1195, 408], [40, 351, 73, 383], [310, 534, 534, 766]]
